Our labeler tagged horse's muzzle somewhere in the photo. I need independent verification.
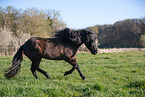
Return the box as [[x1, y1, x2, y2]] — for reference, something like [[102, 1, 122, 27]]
[[91, 49, 98, 55]]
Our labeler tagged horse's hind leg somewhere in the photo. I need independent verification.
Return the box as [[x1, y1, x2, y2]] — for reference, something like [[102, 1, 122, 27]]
[[31, 64, 38, 79], [31, 61, 40, 79], [37, 68, 51, 79], [31, 60, 50, 79]]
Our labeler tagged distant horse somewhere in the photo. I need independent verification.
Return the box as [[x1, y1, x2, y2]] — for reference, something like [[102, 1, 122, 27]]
[[5, 28, 98, 80]]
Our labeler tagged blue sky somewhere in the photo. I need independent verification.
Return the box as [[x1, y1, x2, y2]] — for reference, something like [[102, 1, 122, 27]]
[[0, 0, 145, 29]]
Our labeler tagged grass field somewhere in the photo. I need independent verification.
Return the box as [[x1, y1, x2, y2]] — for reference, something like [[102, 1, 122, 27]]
[[0, 51, 145, 97]]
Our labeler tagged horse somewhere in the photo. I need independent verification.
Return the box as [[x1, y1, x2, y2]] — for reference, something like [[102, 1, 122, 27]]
[[4, 28, 98, 80]]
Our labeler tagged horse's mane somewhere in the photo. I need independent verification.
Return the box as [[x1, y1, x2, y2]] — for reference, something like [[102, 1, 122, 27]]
[[55, 28, 86, 44], [55, 28, 96, 44], [55, 28, 79, 38]]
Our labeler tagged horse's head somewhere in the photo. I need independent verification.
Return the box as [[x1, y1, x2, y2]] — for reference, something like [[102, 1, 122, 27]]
[[84, 29, 98, 55], [55, 28, 98, 55]]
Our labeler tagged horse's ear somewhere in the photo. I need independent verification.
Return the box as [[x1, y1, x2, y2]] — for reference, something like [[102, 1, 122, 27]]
[[64, 28, 70, 33]]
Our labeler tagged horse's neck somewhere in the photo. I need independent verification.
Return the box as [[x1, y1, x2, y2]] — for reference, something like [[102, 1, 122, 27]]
[[70, 42, 83, 52]]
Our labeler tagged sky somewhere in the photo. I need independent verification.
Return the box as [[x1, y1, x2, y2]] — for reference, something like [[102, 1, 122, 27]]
[[0, 0, 145, 29]]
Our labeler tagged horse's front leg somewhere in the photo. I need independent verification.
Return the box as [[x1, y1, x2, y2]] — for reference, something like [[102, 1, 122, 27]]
[[64, 66, 76, 76], [76, 65, 86, 80], [64, 59, 86, 80]]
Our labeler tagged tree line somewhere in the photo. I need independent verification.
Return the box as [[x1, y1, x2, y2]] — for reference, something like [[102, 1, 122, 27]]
[[0, 6, 145, 50], [0, 6, 66, 37], [89, 18, 145, 48], [0, 6, 66, 47]]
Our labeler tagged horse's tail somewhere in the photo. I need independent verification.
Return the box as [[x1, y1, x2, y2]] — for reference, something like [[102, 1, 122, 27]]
[[4, 45, 23, 79]]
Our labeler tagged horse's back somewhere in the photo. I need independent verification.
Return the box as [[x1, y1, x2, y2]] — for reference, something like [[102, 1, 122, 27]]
[[22, 37, 77, 61], [23, 37, 64, 60]]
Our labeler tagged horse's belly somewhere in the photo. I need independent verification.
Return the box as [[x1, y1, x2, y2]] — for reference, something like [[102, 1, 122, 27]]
[[42, 47, 63, 60]]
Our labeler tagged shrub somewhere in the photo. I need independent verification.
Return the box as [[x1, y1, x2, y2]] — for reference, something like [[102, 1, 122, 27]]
[[140, 35, 145, 47]]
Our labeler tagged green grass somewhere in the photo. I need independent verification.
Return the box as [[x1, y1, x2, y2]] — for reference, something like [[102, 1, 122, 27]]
[[0, 51, 145, 97]]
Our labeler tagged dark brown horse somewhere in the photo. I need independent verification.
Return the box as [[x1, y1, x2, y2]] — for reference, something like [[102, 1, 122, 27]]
[[5, 28, 98, 80]]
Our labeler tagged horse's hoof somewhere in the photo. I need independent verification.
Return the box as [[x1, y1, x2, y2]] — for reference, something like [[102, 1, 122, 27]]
[[46, 73, 51, 79], [64, 71, 68, 76], [82, 77, 87, 80], [47, 76, 51, 79]]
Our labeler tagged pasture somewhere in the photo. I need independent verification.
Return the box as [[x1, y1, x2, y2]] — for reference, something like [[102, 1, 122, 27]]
[[0, 51, 145, 96]]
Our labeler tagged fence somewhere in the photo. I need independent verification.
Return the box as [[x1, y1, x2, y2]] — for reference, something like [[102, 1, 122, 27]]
[[0, 45, 89, 55], [0, 44, 90, 55], [0, 46, 145, 56], [0, 46, 19, 55]]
